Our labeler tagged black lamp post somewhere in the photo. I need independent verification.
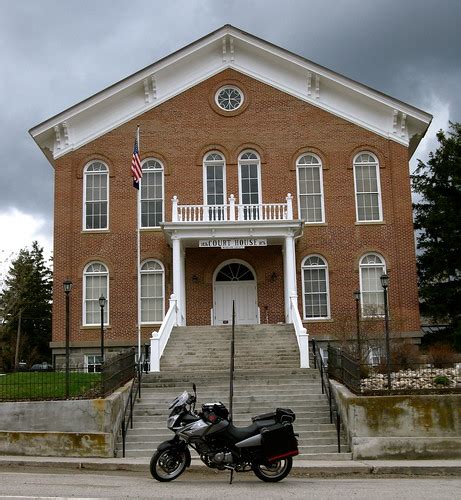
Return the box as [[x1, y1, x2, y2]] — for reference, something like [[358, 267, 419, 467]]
[[354, 290, 362, 362], [63, 279, 72, 398], [99, 295, 106, 364], [380, 274, 391, 389]]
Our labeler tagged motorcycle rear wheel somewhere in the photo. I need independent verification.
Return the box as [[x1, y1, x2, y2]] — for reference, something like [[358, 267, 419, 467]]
[[252, 457, 293, 482], [150, 447, 188, 482]]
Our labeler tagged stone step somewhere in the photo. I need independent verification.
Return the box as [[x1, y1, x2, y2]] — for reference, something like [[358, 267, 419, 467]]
[[139, 383, 323, 394]]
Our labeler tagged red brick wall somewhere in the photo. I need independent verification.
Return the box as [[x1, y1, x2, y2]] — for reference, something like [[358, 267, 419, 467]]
[[52, 69, 420, 348]]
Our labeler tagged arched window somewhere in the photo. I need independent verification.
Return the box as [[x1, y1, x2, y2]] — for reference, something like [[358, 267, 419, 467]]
[[359, 253, 386, 316], [140, 159, 164, 228], [239, 151, 261, 220], [83, 262, 109, 325], [302, 255, 330, 319], [203, 152, 226, 220], [296, 154, 324, 223], [83, 161, 109, 230], [140, 260, 164, 323], [353, 153, 382, 222]]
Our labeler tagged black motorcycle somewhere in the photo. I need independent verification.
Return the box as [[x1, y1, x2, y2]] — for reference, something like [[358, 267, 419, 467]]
[[150, 384, 298, 482]]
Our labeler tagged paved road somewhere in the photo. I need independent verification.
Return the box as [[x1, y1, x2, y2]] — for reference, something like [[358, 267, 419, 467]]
[[0, 469, 459, 499]]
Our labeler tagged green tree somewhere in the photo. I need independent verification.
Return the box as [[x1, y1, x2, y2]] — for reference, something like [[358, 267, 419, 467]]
[[0, 242, 52, 369], [412, 122, 461, 349]]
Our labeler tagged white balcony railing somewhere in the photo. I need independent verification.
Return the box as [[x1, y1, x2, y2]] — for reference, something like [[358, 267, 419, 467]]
[[172, 194, 294, 223]]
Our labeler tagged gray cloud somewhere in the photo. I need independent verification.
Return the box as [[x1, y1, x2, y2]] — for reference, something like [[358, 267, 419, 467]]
[[0, 0, 459, 227]]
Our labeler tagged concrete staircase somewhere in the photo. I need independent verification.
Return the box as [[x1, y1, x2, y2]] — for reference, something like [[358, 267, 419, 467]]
[[117, 324, 351, 460]]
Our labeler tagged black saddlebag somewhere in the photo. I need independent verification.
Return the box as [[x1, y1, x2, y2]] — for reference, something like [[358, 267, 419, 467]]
[[261, 423, 299, 462], [252, 408, 296, 425]]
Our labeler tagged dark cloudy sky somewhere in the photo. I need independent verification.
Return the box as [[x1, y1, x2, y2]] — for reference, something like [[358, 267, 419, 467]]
[[0, 0, 459, 277]]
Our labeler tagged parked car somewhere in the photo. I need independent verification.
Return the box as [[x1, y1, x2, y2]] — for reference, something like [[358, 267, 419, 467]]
[[30, 362, 54, 372]]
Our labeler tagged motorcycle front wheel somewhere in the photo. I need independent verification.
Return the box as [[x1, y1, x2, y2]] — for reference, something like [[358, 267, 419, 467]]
[[252, 457, 293, 482], [150, 447, 188, 482]]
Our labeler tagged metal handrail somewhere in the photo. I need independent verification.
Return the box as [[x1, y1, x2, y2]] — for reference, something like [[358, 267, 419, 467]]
[[118, 353, 146, 458], [311, 339, 341, 453]]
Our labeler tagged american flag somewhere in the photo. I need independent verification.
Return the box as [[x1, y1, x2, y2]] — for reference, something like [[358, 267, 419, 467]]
[[131, 127, 142, 189]]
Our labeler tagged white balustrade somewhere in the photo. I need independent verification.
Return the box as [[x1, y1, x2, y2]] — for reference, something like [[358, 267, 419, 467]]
[[290, 291, 310, 368], [149, 294, 179, 372], [172, 195, 292, 222]]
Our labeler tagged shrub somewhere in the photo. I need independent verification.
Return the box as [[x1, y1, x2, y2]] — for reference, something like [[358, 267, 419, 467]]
[[433, 375, 450, 386], [427, 343, 459, 367]]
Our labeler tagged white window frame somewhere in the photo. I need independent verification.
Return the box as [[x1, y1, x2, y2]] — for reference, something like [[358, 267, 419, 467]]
[[359, 253, 386, 318], [296, 154, 325, 224], [301, 254, 331, 320], [238, 150, 262, 205], [203, 152, 227, 221], [84, 354, 102, 373], [83, 262, 109, 326], [83, 161, 109, 231], [139, 159, 164, 229], [140, 259, 165, 324], [353, 152, 383, 222]]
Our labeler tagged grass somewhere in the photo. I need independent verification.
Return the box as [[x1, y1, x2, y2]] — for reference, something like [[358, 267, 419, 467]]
[[0, 371, 102, 401]]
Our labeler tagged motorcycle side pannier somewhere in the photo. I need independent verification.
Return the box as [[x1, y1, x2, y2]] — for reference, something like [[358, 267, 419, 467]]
[[252, 407, 296, 424], [261, 423, 299, 462]]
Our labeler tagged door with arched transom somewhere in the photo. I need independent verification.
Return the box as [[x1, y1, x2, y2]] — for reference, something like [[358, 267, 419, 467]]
[[213, 261, 258, 325]]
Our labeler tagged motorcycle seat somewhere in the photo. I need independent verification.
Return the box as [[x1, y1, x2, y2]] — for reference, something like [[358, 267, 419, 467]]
[[227, 419, 276, 442]]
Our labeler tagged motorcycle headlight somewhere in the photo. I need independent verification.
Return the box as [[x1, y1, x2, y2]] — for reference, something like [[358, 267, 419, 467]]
[[167, 415, 179, 429]]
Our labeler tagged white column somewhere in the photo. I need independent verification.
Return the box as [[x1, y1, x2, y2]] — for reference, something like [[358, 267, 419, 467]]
[[172, 237, 183, 326], [283, 233, 297, 323], [180, 247, 186, 325]]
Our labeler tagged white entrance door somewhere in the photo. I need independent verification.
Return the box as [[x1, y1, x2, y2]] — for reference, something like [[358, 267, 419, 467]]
[[213, 262, 258, 325]]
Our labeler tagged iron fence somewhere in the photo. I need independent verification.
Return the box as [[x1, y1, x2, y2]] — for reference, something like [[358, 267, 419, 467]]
[[327, 345, 461, 395], [0, 348, 137, 401]]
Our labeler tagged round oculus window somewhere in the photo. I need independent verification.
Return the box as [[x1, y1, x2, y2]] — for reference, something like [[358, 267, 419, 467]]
[[215, 86, 244, 111]]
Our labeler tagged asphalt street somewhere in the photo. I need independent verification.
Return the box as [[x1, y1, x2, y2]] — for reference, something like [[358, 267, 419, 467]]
[[0, 469, 459, 499]]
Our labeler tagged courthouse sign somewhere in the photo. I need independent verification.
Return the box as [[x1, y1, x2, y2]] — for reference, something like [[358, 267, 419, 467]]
[[199, 238, 267, 249]]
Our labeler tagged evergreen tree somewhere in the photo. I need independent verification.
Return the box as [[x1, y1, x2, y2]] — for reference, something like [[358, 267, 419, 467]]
[[0, 242, 52, 369], [412, 122, 461, 348]]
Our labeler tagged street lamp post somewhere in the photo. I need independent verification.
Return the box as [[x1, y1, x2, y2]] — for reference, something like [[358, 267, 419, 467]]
[[380, 274, 391, 389], [63, 279, 73, 399], [99, 295, 106, 364], [354, 290, 362, 362]]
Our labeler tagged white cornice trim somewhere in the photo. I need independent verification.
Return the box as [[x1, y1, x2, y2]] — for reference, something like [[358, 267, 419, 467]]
[[30, 25, 432, 162]]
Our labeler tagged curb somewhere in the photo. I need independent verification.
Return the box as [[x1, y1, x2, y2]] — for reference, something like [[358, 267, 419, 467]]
[[0, 457, 459, 477]]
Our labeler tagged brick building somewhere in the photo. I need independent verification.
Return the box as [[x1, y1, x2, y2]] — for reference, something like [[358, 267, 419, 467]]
[[30, 26, 431, 370]]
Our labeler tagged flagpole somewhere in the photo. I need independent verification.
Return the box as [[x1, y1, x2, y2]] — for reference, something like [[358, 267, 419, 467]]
[[136, 125, 142, 363]]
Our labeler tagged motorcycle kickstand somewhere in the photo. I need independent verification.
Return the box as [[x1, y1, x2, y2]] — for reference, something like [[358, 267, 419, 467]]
[[229, 469, 234, 485]]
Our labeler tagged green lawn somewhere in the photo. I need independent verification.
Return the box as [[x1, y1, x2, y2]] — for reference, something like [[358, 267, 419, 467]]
[[0, 372, 102, 401]]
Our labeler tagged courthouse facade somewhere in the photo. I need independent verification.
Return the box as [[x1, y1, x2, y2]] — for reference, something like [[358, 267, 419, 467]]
[[30, 26, 431, 368]]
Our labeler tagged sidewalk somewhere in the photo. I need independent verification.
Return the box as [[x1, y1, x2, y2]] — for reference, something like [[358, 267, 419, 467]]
[[0, 455, 459, 477]]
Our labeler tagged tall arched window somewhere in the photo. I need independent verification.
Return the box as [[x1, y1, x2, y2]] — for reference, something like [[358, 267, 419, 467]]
[[83, 161, 109, 230], [296, 154, 324, 223], [239, 151, 261, 220], [83, 262, 109, 325], [353, 153, 382, 222], [140, 159, 164, 228], [203, 152, 226, 220], [301, 255, 330, 319], [359, 253, 386, 316], [140, 260, 164, 323]]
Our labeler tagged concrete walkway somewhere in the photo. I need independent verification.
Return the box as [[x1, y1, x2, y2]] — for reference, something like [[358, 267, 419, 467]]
[[0, 456, 459, 477]]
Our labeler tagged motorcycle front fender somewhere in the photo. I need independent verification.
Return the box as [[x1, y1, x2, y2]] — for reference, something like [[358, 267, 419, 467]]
[[156, 436, 192, 468]]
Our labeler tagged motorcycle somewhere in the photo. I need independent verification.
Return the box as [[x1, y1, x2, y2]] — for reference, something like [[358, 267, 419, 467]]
[[150, 384, 298, 482]]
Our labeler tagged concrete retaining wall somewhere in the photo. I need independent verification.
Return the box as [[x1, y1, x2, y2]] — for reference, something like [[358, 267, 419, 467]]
[[0, 383, 130, 457], [331, 381, 461, 459]]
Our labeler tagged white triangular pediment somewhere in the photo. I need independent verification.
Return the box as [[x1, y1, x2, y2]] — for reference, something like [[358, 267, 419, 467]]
[[30, 25, 431, 162]]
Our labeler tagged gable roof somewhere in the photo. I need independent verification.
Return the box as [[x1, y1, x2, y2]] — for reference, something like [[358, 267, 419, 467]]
[[30, 24, 432, 163]]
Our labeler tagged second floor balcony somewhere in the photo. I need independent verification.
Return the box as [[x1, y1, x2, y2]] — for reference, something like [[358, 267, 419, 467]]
[[171, 194, 294, 223]]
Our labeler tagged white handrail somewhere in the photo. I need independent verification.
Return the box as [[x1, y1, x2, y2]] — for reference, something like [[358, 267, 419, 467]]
[[149, 294, 178, 372], [290, 291, 310, 368], [172, 195, 292, 222]]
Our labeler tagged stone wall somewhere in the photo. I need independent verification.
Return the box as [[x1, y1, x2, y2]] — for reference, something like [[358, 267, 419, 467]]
[[331, 380, 461, 459], [0, 383, 130, 457]]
